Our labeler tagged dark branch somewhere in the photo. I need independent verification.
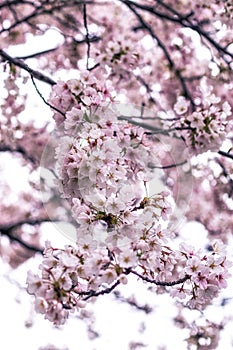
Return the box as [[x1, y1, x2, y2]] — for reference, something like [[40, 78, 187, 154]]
[[154, 0, 194, 20], [119, 1, 196, 109], [129, 269, 190, 286], [16, 47, 59, 60], [0, 145, 36, 164], [0, 1, 33, 9], [149, 160, 187, 169], [83, 1, 91, 70], [0, 218, 55, 234], [120, 0, 233, 60], [31, 76, 65, 117], [80, 279, 121, 300], [113, 291, 153, 313], [0, 218, 62, 254], [218, 150, 233, 161], [1, 229, 44, 254], [0, 49, 56, 85]]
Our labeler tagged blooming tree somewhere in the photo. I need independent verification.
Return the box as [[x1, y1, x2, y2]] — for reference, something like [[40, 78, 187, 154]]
[[0, 0, 233, 349]]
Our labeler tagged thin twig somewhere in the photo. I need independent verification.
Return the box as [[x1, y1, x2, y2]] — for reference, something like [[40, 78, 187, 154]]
[[30, 76, 65, 117], [130, 269, 190, 286], [81, 279, 121, 300], [83, 1, 91, 70], [16, 47, 59, 60], [149, 160, 187, 169], [118, 115, 192, 134], [113, 291, 153, 313], [119, 1, 196, 110]]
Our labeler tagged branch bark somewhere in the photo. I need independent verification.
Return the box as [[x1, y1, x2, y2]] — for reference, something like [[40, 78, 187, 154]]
[[218, 150, 233, 161], [1, 229, 44, 254], [0, 145, 37, 164], [129, 269, 190, 286], [0, 49, 56, 85], [0, 218, 60, 254], [80, 279, 121, 300]]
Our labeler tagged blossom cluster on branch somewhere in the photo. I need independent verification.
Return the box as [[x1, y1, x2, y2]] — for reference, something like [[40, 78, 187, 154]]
[[27, 75, 232, 325], [0, 0, 232, 346], [173, 94, 232, 153]]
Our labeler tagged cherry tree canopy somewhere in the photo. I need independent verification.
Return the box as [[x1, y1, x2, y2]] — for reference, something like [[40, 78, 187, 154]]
[[0, 1, 233, 349]]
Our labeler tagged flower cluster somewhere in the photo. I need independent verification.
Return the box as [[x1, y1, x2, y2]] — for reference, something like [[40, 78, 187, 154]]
[[48, 71, 114, 125], [55, 105, 172, 248], [26, 233, 231, 325], [173, 95, 232, 153], [170, 241, 232, 310], [94, 37, 140, 74], [27, 76, 231, 325]]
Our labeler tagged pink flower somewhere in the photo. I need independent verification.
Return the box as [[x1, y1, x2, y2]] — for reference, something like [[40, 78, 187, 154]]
[[174, 96, 190, 115], [118, 249, 138, 268], [101, 268, 118, 284], [26, 271, 43, 294], [105, 196, 126, 215], [193, 268, 209, 290], [35, 298, 48, 314], [215, 274, 228, 288]]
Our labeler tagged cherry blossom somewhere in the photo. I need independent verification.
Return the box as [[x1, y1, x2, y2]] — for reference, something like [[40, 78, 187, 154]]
[[0, 0, 233, 347], [26, 97, 231, 324]]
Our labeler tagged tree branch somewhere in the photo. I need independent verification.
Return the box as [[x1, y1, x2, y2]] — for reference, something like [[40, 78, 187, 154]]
[[119, 1, 196, 109], [83, 1, 91, 70], [0, 145, 37, 164], [120, 0, 233, 60], [215, 158, 233, 197], [134, 75, 156, 104], [218, 150, 233, 161], [0, 218, 62, 254], [0, 49, 56, 85], [129, 269, 190, 286], [0, 0, 36, 10], [16, 47, 59, 60], [1, 229, 44, 254], [30, 76, 65, 116], [149, 160, 187, 169], [113, 291, 153, 313], [80, 279, 121, 300], [118, 115, 193, 134], [0, 218, 57, 233]]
